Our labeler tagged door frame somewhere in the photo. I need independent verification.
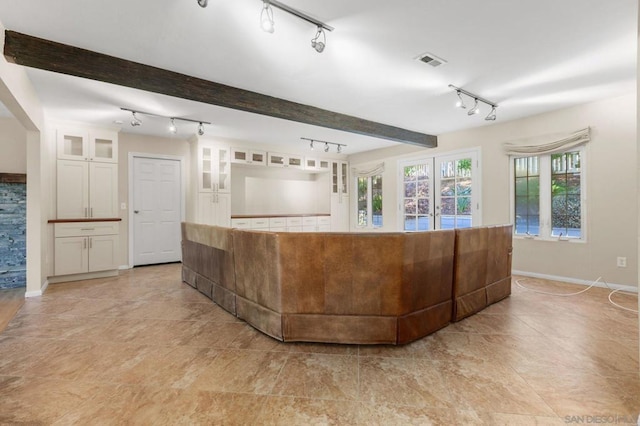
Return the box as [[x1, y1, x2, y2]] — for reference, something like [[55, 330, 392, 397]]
[[397, 147, 482, 231], [128, 152, 186, 268]]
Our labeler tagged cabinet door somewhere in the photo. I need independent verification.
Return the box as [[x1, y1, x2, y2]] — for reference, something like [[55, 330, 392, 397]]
[[331, 194, 350, 232], [90, 130, 118, 163], [199, 145, 230, 192], [57, 160, 89, 219], [88, 235, 119, 272], [54, 236, 89, 275], [57, 128, 89, 161], [197, 192, 230, 227], [89, 162, 118, 218], [287, 155, 304, 169], [268, 152, 287, 167]]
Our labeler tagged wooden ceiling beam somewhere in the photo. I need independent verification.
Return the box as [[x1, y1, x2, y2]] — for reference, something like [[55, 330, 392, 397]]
[[3, 30, 437, 148]]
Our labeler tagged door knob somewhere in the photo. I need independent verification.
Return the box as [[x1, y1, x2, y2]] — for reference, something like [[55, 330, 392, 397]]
[[134, 210, 140, 214]]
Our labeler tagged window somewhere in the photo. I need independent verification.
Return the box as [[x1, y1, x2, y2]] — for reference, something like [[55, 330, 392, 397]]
[[513, 149, 584, 239], [357, 174, 382, 227]]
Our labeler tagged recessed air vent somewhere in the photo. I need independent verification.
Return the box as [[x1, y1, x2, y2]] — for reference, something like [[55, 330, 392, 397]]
[[416, 52, 448, 67]]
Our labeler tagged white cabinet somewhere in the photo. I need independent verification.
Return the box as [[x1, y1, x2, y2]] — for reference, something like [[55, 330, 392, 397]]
[[55, 126, 119, 220], [57, 128, 118, 163], [267, 152, 304, 169], [199, 144, 230, 193], [305, 158, 331, 172], [197, 192, 231, 227], [331, 161, 350, 232], [54, 222, 119, 276], [231, 148, 267, 166], [57, 159, 118, 219]]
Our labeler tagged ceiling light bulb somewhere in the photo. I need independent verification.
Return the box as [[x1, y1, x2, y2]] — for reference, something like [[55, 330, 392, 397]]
[[324, 143, 329, 152], [130, 111, 142, 127], [485, 106, 497, 121], [311, 27, 326, 53], [198, 122, 205, 136], [169, 118, 177, 134], [260, 1, 275, 33], [455, 91, 466, 109], [468, 99, 480, 116]]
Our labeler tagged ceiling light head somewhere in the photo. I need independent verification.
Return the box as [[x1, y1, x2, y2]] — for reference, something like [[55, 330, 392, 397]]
[[324, 142, 330, 152], [260, 1, 275, 34], [485, 106, 497, 121], [468, 99, 480, 116], [198, 122, 205, 136], [455, 91, 466, 109], [337, 145, 342, 154], [197, 0, 208, 7], [309, 140, 314, 150], [169, 118, 177, 134], [130, 111, 142, 127], [311, 27, 326, 53]]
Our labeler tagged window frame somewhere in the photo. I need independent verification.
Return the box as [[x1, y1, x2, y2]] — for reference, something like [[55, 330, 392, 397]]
[[355, 173, 383, 229], [510, 146, 587, 242]]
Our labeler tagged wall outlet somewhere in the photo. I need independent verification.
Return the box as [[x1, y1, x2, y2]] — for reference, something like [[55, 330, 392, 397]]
[[616, 257, 627, 268]]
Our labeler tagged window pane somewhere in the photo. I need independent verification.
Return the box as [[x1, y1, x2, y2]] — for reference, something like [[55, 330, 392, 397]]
[[404, 215, 417, 231], [404, 182, 416, 198], [417, 179, 429, 197], [457, 197, 471, 215], [456, 158, 472, 178], [456, 178, 472, 196], [357, 177, 368, 226], [417, 198, 430, 214], [372, 175, 383, 227], [441, 161, 455, 179], [417, 216, 430, 230], [551, 151, 581, 238], [440, 179, 455, 196], [404, 199, 416, 214], [441, 197, 455, 215]]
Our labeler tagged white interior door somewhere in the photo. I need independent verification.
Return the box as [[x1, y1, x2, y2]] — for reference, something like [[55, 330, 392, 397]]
[[132, 157, 182, 266]]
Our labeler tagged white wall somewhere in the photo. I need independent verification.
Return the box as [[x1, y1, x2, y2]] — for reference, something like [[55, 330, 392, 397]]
[[0, 116, 26, 173], [231, 165, 330, 215], [349, 94, 638, 287]]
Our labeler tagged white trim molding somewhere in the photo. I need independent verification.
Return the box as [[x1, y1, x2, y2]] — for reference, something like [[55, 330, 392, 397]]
[[512, 270, 638, 293], [25, 279, 48, 298]]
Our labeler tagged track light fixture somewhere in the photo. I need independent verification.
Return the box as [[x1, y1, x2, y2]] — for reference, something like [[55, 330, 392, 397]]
[[258, 0, 333, 50], [455, 91, 466, 109], [311, 26, 326, 53], [301, 137, 346, 154], [485, 106, 497, 121], [197, 0, 208, 8], [448, 84, 498, 121], [467, 99, 480, 116], [260, 0, 275, 33], [121, 108, 211, 136], [130, 111, 142, 127]]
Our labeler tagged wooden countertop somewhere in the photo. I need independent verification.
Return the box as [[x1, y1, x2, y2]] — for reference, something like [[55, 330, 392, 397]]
[[48, 218, 122, 224], [231, 214, 330, 219]]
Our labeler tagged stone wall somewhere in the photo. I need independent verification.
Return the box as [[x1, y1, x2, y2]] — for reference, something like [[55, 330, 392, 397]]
[[0, 174, 26, 289]]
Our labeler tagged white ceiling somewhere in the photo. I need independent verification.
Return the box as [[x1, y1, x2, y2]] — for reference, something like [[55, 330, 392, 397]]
[[0, 0, 636, 154]]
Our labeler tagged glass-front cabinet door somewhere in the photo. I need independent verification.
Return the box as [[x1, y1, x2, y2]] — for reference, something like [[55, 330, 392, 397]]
[[199, 144, 230, 192]]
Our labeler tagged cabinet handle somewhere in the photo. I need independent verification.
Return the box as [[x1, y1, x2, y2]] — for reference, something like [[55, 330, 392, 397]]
[[83, 239, 87, 249], [80, 228, 95, 231], [89, 238, 92, 249], [90, 207, 93, 218], [85, 207, 88, 218]]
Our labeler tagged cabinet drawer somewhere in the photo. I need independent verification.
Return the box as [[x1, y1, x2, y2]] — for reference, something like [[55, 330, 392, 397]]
[[302, 217, 318, 226], [287, 226, 303, 233], [286, 217, 302, 227], [317, 216, 331, 226], [54, 221, 119, 237], [250, 218, 269, 229], [231, 219, 251, 229], [269, 217, 287, 227]]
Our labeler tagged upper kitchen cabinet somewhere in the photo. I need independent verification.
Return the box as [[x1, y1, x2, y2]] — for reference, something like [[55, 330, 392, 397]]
[[57, 128, 118, 163]]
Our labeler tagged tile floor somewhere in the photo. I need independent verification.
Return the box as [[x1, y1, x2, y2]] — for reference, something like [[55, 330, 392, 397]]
[[0, 263, 638, 425]]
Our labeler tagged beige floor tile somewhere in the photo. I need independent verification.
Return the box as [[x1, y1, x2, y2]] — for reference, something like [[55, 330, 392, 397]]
[[258, 396, 359, 425], [271, 353, 359, 400]]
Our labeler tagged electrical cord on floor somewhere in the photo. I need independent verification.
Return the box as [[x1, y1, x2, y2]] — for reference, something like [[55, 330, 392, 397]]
[[515, 277, 638, 313]]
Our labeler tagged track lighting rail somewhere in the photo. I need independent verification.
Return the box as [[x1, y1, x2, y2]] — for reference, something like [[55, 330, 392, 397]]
[[268, 0, 334, 32]]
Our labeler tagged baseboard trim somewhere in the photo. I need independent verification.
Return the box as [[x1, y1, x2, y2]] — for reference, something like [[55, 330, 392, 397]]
[[512, 270, 638, 293], [119, 265, 131, 270], [48, 270, 119, 284], [25, 279, 49, 298]]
